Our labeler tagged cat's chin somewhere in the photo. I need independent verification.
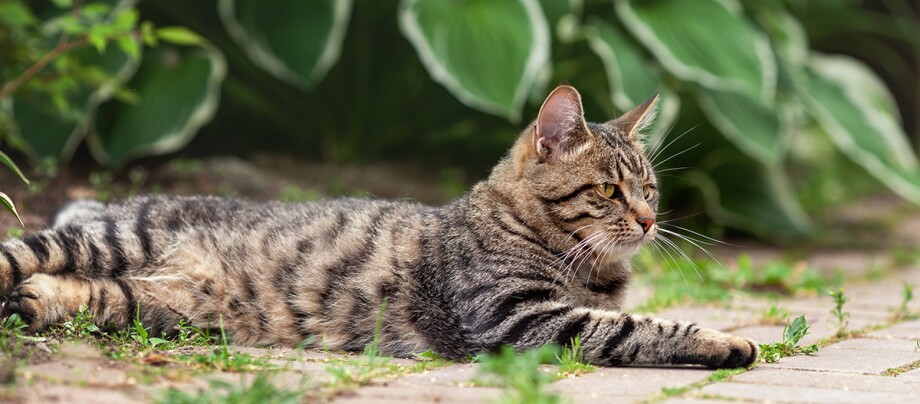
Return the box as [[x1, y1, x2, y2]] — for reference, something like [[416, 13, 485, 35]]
[[597, 239, 647, 265]]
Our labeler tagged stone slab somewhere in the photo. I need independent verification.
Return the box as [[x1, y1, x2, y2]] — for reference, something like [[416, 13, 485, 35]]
[[657, 306, 758, 331], [547, 366, 712, 400], [731, 368, 920, 394], [765, 338, 920, 375], [869, 320, 920, 341], [701, 382, 917, 403]]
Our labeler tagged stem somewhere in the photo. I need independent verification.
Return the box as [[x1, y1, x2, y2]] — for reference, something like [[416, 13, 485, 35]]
[[0, 39, 88, 99]]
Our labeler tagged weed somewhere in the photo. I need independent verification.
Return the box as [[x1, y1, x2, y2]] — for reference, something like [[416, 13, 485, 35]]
[[759, 316, 818, 363], [0, 314, 28, 356], [633, 250, 835, 313], [178, 317, 271, 372], [5, 227, 22, 240], [89, 171, 115, 201], [159, 373, 303, 404], [655, 368, 746, 399], [58, 304, 100, 339], [555, 336, 595, 377], [828, 288, 850, 337], [892, 282, 915, 321], [892, 248, 920, 268], [278, 185, 323, 203], [129, 306, 168, 349], [759, 303, 790, 326], [324, 300, 392, 391], [478, 346, 561, 404]]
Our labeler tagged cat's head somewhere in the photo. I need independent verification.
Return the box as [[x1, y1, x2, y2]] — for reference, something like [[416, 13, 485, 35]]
[[495, 85, 660, 264]]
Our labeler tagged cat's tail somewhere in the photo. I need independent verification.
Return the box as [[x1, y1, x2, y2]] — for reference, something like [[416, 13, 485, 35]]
[[50, 199, 106, 228]]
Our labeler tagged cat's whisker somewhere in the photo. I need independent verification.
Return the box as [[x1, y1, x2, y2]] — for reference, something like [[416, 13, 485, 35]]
[[655, 166, 690, 174], [656, 233, 704, 281], [650, 238, 692, 291], [649, 123, 699, 164], [653, 142, 701, 169], [657, 227, 717, 246], [659, 223, 736, 247], [648, 119, 679, 159], [658, 228, 727, 272], [586, 237, 619, 288], [583, 236, 615, 287], [566, 233, 609, 286], [551, 231, 606, 285]]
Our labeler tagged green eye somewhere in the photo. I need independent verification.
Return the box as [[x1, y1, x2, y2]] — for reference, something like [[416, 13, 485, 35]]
[[596, 183, 618, 199], [644, 184, 657, 200]]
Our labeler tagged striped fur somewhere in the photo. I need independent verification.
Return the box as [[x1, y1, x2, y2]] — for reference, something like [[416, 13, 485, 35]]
[[0, 86, 756, 368]]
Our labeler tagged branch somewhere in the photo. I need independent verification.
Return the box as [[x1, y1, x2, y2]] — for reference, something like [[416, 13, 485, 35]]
[[0, 38, 88, 99]]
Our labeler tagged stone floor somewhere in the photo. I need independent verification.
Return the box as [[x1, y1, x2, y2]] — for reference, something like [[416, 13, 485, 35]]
[[5, 257, 919, 404]]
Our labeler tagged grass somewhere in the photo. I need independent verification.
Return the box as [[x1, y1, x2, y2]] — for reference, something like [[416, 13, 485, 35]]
[[758, 316, 819, 363], [477, 346, 561, 404], [633, 251, 838, 313], [758, 302, 791, 326], [158, 373, 305, 404], [827, 288, 850, 337], [555, 336, 595, 377], [647, 367, 747, 402], [891, 281, 916, 321]]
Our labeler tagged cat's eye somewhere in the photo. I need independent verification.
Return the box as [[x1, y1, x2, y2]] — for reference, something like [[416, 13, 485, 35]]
[[643, 184, 657, 200], [596, 183, 619, 199]]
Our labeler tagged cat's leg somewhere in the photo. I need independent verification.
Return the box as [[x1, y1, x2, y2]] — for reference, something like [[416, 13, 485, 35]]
[[0, 219, 141, 297], [475, 301, 757, 368], [0, 273, 182, 336]]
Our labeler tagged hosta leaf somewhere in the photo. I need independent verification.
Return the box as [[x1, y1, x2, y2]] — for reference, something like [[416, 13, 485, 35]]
[[0, 150, 30, 185], [9, 44, 138, 162], [585, 18, 679, 145], [802, 54, 920, 203], [696, 88, 790, 165], [399, 0, 550, 121], [88, 46, 226, 167], [0, 192, 24, 227], [686, 157, 811, 238], [615, 0, 776, 102], [218, 0, 352, 88]]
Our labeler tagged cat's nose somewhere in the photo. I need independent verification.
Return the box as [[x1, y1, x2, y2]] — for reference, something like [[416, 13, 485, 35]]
[[637, 217, 655, 233]]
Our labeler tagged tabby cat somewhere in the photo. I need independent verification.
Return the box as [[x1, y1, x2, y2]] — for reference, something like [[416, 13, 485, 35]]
[[0, 85, 757, 368]]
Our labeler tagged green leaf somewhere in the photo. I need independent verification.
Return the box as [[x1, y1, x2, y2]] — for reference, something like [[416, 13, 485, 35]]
[[696, 88, 790, 165], [88, 46, 227, 167], [0, 151, 30, 185], [615, 0, 776, 102], [51, 0, 73, 8], [400, 0, 550, 122], [114, 9, 139, 30], [88, 30, 107, 53], [117, 36, 141, 61], [0, 192, 24, 227], [686, 156, 811, 238], [0, 1, 37, 28], [140, 21, 157, 46], [218, 0, 352, 88], [585, 18, 679, 144], [9, 45, 138, 162], [155, 26, 207, 46], [149, 337, 168, 347], [784, 315, 809, 345], [802, 54, 920, 204]]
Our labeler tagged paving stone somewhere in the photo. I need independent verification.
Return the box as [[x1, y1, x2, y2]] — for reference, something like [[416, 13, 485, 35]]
[[661, 399, 731, 404], [869, 320, 920, 341], [765, 338, 920, 375], [900, 367, 920, 380], [657, 306, 758, 331], [700, 381, 917, 403], [548, 367, 712, 401], [731, 368, 920, 394], [19, 382, 142, 404], [334, 384, 503, 403]]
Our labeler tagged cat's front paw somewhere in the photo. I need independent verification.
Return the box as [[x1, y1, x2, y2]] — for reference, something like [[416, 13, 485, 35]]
[[699, 331, 758, 368], [1, 274, 59, 331]]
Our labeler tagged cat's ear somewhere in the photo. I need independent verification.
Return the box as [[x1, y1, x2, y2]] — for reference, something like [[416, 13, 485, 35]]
[[607, 93, 659, 140], [533, 85, 590, 161]]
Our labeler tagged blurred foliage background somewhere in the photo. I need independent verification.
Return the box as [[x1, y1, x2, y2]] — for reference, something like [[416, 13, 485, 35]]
[[1, 0, 919, 242]]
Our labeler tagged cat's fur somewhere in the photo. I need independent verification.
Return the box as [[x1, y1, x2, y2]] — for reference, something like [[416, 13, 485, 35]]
[[0, 86, 757, 368]]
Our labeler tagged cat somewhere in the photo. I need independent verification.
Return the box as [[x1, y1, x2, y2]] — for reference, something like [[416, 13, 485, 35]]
[[0, 85, 757, 368]]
